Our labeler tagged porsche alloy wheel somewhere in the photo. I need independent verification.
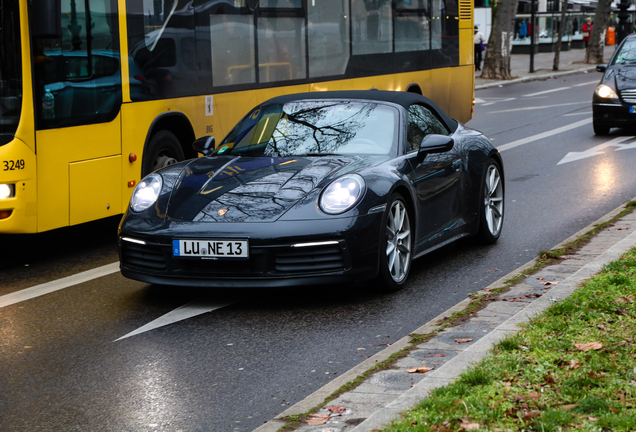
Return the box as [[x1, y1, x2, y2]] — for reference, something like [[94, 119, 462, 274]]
[[478, 161, 504, 243], [379, 194, 413, 291]]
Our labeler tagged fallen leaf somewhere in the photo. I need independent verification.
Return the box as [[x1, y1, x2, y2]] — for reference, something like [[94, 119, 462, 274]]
[[609, 407, 620, 414], [459, 417, 481, 430], [357, 347, 366, 350], [407, 366, 435, 374], [618, 390, 626, 406], [432, 353, 447, 357], [528, 391, 540, 400], [537, 277, 545, 280], [522, 411, 540, 421], [569, 359, 581, 370], [588, 416, 598, 421], [541, 281, 559, 286], [574, 342, 602, 351], [543, 372, 556, 385], [454, 338, 474, 344], [597, 324, 610, 331], [561, 404, 578, 411], [615, 296, 633, 304], [327, 405, 346, 413], [307, 414, 330, 426]]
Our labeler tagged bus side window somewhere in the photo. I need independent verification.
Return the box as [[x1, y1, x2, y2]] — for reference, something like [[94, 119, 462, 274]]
[[31, 0, 121, 129]]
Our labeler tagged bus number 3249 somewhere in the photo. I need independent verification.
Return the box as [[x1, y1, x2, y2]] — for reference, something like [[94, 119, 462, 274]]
[[3, 160, 25, 171]]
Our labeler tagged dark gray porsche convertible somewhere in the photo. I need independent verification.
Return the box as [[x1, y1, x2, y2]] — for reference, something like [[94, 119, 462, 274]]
[[118, 91, 504, 291]]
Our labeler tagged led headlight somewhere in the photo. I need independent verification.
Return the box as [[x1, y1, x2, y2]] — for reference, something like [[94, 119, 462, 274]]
[[0, 184, 14, 200], [319, 174, 365, 214], [595, 84, 618, 99], [130, 173, 162, 212]]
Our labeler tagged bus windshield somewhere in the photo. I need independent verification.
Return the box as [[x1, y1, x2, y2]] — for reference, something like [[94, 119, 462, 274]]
[[0, 0, 22, 146], [216, 101, 398, 157]]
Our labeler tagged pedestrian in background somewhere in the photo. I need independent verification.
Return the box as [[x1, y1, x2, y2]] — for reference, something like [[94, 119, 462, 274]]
[[582, 17, 593, 47], [474, 26, 485, 71]]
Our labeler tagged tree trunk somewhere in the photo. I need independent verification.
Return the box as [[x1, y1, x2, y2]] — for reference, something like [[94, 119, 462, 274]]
[[481, 0, 520, 79], [553, 0, 568, 70], [585, 0, 612, 63]]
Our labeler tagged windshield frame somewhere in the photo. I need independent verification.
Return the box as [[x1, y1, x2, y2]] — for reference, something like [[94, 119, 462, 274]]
[[217, 99, 401, 158], [0, 0, 23, 146]]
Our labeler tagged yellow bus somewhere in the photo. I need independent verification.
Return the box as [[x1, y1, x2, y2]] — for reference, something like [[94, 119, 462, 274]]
[[0, 0, 474, 234]]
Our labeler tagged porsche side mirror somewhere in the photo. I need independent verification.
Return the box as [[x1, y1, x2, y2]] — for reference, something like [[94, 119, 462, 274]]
[[193, 136, 215, 156], [417, 134, 454, 162], [596, 64, 607, 73]]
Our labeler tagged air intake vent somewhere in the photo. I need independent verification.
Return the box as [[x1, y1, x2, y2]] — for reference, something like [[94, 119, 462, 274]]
[[121, 242, 167, 271], [459, 0, 472, 21], [621, 88, 636, 103], [275, 245, 345, 273]]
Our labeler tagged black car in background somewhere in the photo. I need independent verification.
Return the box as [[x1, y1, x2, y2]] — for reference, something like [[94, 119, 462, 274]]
[[118, 91, 504, 291], [593, 34, 636, 135]]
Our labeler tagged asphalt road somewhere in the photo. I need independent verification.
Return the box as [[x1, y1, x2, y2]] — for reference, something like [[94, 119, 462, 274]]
[[2, 71, 635, 432]]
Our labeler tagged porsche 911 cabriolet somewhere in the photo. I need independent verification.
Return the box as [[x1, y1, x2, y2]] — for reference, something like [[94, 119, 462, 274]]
[[118, 91, 504, 291]]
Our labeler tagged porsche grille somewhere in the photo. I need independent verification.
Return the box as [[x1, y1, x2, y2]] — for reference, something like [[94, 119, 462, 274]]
[[275, 245, 345, 273], [121, 242, 167, 271]]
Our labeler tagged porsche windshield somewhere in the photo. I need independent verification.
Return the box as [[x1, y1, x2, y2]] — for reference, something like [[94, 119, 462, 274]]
[[216, 101, 398, 157], [0, 0, 22, 146]]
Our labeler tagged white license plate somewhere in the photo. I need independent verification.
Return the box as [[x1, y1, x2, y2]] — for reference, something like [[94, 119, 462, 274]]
[[173, 239, 248, 258]]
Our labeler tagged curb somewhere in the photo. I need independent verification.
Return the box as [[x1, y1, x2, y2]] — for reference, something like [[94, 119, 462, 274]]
[[475, 66, 597, 90], [254, 197, 636, 432]]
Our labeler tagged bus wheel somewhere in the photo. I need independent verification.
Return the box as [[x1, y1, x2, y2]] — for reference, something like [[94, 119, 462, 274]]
[[143, 130, 185, 177]]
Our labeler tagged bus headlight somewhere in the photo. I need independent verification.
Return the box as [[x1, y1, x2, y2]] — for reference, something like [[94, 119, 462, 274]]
[[0, 184, 15, 200], [130, 174, 162, 212]]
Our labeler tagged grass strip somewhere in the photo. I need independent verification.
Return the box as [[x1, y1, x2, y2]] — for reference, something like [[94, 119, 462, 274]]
[[277, 201, 636, 431], [384, 248, 636, 432]]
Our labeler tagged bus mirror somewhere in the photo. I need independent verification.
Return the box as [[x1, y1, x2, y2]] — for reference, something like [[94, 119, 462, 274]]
[[193, 136, 215, 156]]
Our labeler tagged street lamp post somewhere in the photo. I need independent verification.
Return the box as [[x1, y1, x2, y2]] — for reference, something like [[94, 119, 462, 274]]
[[617, 0, 630, 45], [530, 0, 536, 72]]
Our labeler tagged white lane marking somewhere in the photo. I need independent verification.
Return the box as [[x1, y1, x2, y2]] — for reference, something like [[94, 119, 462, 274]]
[[474, 97, 486, 104], [572, 80, 600, 87], [523, 86, 571, 97], [497, 118, 592, 152], [558, 136, 636, 165], [115, 299, 237, 341], [0, 262, 120, 309], [564, 111, 593, 116], [489, 101, 588, 113]]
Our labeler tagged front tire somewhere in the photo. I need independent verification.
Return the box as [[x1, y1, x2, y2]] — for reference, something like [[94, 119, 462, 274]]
[[143, 130, 185, 177], [377, 194, 413, 291], [477, 160, 504, 244]]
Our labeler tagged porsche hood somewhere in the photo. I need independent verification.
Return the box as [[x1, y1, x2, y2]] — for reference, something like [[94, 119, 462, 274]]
[[165, 155, 359, 222]]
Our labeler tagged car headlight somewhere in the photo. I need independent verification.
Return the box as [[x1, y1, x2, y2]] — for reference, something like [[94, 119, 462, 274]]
[[595, 84, 618, 99], [130, 173, 162, 212], [319, 174, 365, 214]]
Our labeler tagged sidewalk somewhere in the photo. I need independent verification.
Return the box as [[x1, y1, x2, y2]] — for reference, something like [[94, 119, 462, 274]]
[[254, 198, 636, 432], [475, 45, 617, 89]]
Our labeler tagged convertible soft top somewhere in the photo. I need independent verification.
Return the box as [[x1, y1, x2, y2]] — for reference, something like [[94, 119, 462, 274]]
[[260, 90, 459, 132]]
